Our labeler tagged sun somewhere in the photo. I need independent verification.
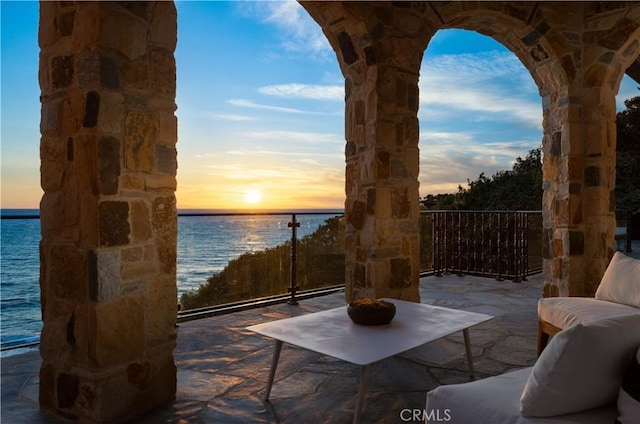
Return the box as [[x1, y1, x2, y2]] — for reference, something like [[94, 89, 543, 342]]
[[244, 189, 262, 204]]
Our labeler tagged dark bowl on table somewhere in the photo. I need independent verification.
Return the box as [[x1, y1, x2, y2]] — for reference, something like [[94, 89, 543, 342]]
[[347, 299, 396, 325]]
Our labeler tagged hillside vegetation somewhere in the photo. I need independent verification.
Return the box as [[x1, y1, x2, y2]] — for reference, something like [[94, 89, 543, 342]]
[[180, 216, 344, 309]]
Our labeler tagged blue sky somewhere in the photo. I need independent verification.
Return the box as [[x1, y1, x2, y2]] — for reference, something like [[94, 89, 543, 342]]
[[1, 1, 637, 210]]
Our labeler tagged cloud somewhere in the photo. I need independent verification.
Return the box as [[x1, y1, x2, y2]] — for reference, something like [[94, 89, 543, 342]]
[[208, 113, 257, 122], [225, 149, 341, 160], [202, 163, 344, 190], [416, 49, 543, 195], [420, 51, 542, 129], [227, 99, 308, 114], [420, 131, 536, 163], [418, 130, 540, 195], [259, 83, 343, 100], [236, 1, 332, 61], [300, 158, 323, 166], [238, 130, 344, 145]]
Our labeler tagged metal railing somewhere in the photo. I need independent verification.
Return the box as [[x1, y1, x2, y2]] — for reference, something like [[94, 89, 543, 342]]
[[419, 210, 543, 281], [2, 209, 545, 351], [0, 210, 347, 349], [175, 211, 345, 310]]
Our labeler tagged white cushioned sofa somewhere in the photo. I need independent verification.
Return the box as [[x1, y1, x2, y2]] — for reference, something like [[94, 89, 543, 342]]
[[537, 251, 640, 354], [425, 315, 640, 423], [425, 252, 640, 424]]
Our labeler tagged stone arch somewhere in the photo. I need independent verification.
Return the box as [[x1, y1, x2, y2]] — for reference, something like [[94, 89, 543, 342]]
[[434, 10, 570, 91], [587, 14, 640, 94], [422, 5, 586, 297], [419, 5, 582, 296], [301, 2, 640, 302]]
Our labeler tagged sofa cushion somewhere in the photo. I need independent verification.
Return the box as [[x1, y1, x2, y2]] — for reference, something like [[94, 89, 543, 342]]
[[595, 252, 640, 308], [617, 347, 640, 424], [538, 297, 638, 329], [521, 314, 640, 417], [426, 367, 617, 424]]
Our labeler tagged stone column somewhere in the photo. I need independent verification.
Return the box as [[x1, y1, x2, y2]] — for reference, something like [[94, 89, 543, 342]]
[[540, 7, 640, 298], [540, 85, 617, 298], [344, 55, 422, 303], [543, 88, 621, 297], [38, 2, 178, 421], [299, 2, 431, 304]]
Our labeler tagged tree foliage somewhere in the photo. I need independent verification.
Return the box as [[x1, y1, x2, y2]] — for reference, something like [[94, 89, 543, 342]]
[[615, 94, 640, 215], [421, 148, 543, 211], [616, 95, 640, 153], [422, 93, 640, 216]]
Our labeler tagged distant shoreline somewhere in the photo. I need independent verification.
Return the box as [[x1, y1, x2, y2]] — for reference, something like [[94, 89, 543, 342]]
[[1, 208, 345, 219]]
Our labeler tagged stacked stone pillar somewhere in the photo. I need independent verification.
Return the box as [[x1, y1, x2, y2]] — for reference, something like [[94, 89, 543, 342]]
[[38, 2, 178, 421], [344, 62, 422, 303], [321, 11, 428, 303], [541, 85, 618, 298], [539, 9, 640, 297]]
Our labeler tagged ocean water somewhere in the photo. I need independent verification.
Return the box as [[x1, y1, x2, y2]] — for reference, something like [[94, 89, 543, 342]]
[[0, 214, 42, 340], [0, 210, 341, 340]]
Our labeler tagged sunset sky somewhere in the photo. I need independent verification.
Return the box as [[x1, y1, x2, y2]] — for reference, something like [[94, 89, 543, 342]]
[[1, 1, 637, 211]]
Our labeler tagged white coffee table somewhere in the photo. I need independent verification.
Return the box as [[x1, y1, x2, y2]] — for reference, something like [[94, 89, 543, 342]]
[[247, 299, 493, 424]]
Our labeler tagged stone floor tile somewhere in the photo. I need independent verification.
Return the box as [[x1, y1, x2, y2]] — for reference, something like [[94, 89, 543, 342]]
[[302, 355, 361, 377], [1, 403, 62, 424], [269, 371, 329, 399], [399, 338, 472, 369], [486, 334, 537, 367], [138, 399, 206, 424], [20, 374, 39, 404], [176, 369, 244, 402], [198, 396, 277, 423], [175, 351, 240, 373], [1, 273, 544, 424], [367, 356, 437, 391]]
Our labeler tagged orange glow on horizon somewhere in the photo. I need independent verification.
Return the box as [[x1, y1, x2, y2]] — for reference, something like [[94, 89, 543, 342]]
[[175, 179, 345, 211]]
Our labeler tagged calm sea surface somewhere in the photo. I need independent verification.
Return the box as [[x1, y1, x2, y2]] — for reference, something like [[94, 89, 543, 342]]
[[0, 209, 341, 339]]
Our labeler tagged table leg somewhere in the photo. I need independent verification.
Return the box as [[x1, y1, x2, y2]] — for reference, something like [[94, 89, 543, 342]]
[[353, 364, 371, 424], [264, 339, 283, 401], [462, 328, 475, 380]]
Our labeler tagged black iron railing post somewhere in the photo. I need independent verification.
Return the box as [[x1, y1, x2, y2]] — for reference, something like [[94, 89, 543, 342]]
[[495, 212, 504, 281], [457, 212, 464, 277], [447, 212, 453, 274], [481, 212, 486, 275], [490, 212, 495, 275], [522, 212, 529, 281], [287, 214, 300, 305], [434, 212, 442, 276]]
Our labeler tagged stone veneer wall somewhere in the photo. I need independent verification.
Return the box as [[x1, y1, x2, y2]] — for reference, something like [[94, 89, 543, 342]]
[[537, 3, 640, 297], [38, 2, 178, 421], [306, 3, 433, 303], [301, 1, 640, 301]]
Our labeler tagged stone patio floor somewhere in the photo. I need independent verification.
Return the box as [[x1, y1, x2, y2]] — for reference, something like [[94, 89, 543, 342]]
[[2, 273, 545, 423]]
